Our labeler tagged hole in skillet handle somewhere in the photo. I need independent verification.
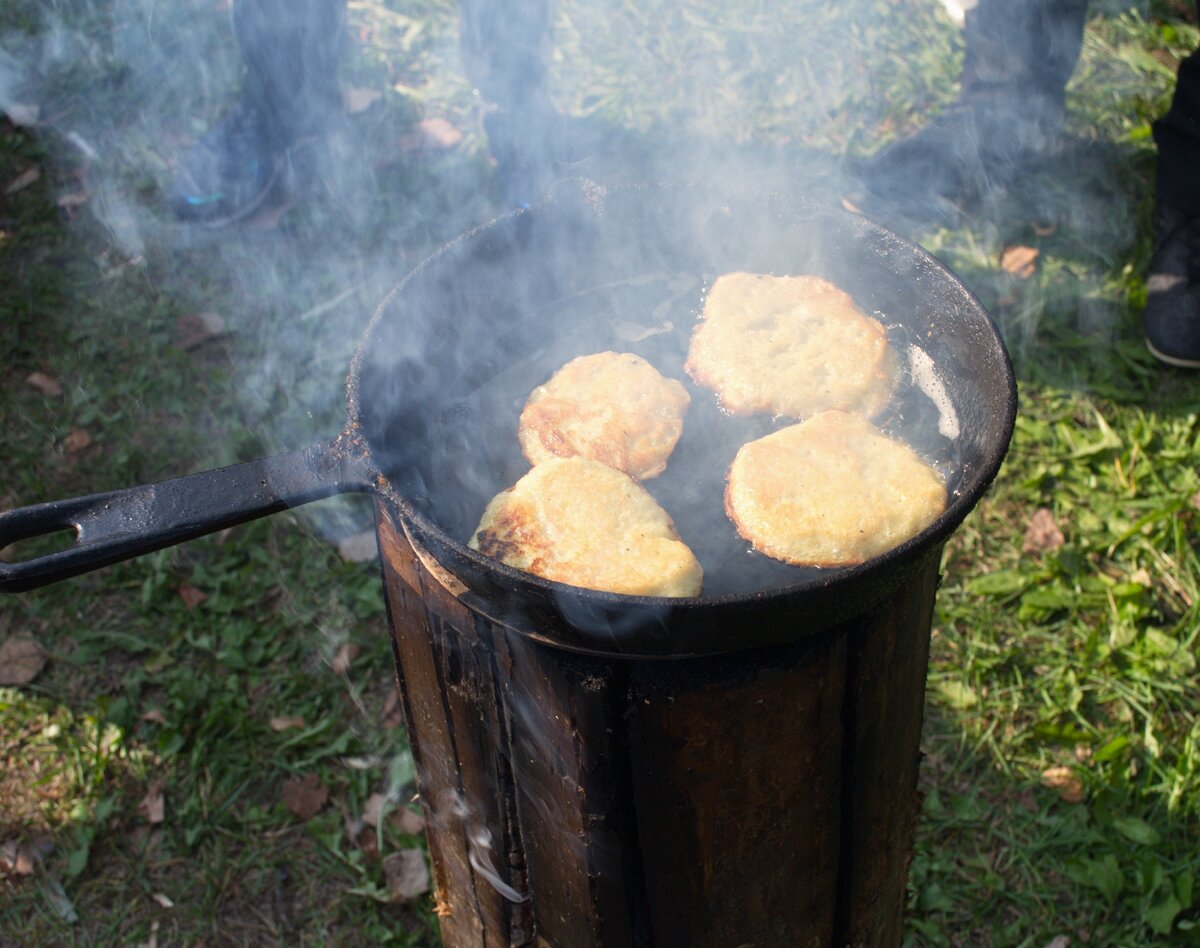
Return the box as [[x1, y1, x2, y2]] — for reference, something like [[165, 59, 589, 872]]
[[0, 437, 372, 594], [0, 523, 81, 564]]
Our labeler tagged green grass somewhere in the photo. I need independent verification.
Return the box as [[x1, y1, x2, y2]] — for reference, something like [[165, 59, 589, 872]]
[[1, 0, 1199, 944]]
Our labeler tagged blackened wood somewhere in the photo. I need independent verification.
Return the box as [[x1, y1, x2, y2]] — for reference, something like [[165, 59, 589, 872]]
[[378, 500, 942, 948], [625, 634, 847, 947], [497, 635, 646, 947], [833, 547, 941, 947], [377, 508, 534, 946]]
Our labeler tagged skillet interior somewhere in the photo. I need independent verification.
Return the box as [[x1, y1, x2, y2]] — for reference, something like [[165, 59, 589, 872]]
[[349, 181, 1014, 654]]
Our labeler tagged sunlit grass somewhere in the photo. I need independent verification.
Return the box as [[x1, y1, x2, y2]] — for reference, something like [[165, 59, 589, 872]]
[[1, 0, 1199, 944]]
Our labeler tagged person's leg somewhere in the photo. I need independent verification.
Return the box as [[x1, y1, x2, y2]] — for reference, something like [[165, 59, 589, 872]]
[[1144, 0, 1200, 365], [959, 0, 1085, 120], [457, 0, 563, 205], [854, 0, 1088, 219], [232, 0, 345, 140], [171, 0, 346, 226]]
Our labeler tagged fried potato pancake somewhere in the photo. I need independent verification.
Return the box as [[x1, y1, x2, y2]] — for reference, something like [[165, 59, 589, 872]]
[[518, 351, 691, 480], [685, 272, 895, 418], [726, 411, 946, 567], [470, 457, 704, 597]]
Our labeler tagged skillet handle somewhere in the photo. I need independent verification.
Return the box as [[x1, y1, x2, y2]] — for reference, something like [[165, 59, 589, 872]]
[[0, 437, 371, 593]]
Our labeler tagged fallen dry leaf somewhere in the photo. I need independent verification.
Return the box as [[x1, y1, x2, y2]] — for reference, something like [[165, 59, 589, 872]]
[[330, 642, 360, 676], [355, 824, 379, 858], [5, 166, 40, 195], [381, 687, 404, 729], [25, 372, 63, 397], [343, 87, 383, 114], [0, 634, 47, 686], [416, 117, 463, 150], [1041, 766, 1084, 804], [1043, 936, 1071, 948], [138, 782, 166, 824], [282, 773, 329, 820], [175, 312, 226, 351], [337, 530, 377, 563], [138, 919, 160, 948], [384, 849, 431, 902], [1000, 244, 1039, 279], [176, 585, 207, 610], [4, 103, 40, 127], [0, 839, 42, 876], [246, 196, 298, 231], [1033, 221, 1058, 237], [361, 792, 389, 827], [1023, 508, 1065, 555], [269, 715, 306, 732], [62, 428, 92, 454], [140, 709, 168, 725], [395, 118, 464, 154], [150, 892, 174, 909], [56, 189, 90, 212], [391, 806, 426, 836]]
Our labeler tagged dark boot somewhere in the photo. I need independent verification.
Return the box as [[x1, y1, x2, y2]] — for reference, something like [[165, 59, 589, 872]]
[[1144, 206, 1200, 367], [852, 0, 1088, 221], [1146, 14, 1200, 366], [170, 0, 346, 226], [459, 0, 573, 205]]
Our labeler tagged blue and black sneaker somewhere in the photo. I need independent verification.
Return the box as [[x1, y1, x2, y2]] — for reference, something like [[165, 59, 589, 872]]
[[169, 99, 290, 227], [1144, 206, 1200, 368]]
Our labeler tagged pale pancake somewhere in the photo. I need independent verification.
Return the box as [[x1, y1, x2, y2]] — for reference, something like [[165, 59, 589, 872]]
[[726, 411, 946, 567], [685, 272, 895, 418], [518, 351, 691, 480], [470, 457, 703, 597]]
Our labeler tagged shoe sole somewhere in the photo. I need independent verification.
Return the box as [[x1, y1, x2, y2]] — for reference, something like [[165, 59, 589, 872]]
[[1145, 336, 1200, 369], [189, 155, 284, 229], [179, 136, 322, 230]]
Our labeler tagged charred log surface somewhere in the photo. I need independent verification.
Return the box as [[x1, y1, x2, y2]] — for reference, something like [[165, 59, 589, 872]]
[[378, 498, 941, 948], [497, 636, 648, 947], [833, 546, 941, 947], [624, 634, 846, 947], [377, 507, 534, 946]]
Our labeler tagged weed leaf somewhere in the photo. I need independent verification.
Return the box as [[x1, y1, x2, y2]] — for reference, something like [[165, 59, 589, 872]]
[[1145, 891, 1182, 934], [1111, 815, 1161, 846], [1065, 854, 1124, 903], [936, 680, 978, 710]]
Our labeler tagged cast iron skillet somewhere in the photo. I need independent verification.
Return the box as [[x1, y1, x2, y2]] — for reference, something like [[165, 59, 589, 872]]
[[0, 181, 1017, 657]]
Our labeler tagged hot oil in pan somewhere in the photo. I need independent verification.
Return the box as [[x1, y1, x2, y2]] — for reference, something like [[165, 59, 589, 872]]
[[421, 273, 963, 599]]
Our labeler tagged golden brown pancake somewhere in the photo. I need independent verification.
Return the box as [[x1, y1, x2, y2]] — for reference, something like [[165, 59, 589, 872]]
[[470, 457, 703, 597], [518, 351, 691, 480], [685, 272, 895, 419], [725, 411, 946, 567]]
